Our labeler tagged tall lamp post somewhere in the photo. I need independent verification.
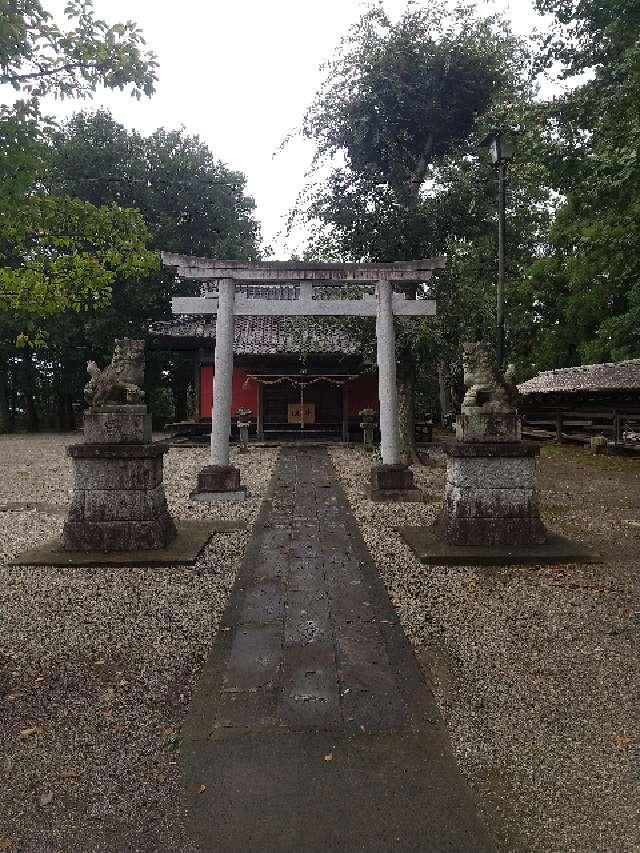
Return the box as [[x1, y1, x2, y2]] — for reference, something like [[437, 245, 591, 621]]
[[483, 131, 514, 372]]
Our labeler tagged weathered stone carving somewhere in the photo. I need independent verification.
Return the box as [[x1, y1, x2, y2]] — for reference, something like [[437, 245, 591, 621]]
[[437, 341, 546, 547], [85, 338, 145, 408], [457, 342, 520, 443], [63, 339, 176, 552], [461, 342, 517, 414]]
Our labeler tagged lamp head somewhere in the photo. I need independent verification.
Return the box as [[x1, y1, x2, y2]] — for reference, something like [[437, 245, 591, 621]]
[[482, 130, 515, 164]]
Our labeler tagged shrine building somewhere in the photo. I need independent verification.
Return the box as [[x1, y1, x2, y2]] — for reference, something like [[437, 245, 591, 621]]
[[150, 285, 380, 440]]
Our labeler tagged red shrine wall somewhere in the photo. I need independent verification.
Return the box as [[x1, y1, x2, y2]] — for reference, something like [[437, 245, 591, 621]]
[[199, 366, 379, 419], [199, 367, 256, 418], [347, 372, 379, 416]]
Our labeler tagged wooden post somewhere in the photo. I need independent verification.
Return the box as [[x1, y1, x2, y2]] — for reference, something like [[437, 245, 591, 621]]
[[614, 410, 622, 444], [342, 382, 349, 443], [555, 410, 563, 444], [194, 348, 202, 418], [256, 382, 264, 441], [300, 383, 305, 431]]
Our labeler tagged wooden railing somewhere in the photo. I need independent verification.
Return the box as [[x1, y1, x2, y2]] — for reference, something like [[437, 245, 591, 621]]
[[521, 405, 640, 446]]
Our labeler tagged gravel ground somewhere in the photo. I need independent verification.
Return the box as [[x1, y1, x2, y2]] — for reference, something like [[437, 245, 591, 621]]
[[329, 443, 640, 853], [0, 433, 278, 853]]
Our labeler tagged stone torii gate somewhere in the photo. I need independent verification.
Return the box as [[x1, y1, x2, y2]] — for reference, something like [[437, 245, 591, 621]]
[[162, 254, 444, 501]]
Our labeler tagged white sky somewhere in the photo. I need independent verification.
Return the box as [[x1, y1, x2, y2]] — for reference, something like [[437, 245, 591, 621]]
[[34, 0, 553, 256]]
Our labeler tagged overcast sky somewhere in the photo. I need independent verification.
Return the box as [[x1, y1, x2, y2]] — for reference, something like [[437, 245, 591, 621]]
[[39, 0, 554, 256]]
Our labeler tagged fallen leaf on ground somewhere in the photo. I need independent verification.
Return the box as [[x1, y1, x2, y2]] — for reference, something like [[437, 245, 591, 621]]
[[0, 839, 12, 849], [162, 727, 176, 736], [19, 726, 44, 738], [60, 770, 82, 780], [196, 784, 206, 794], [615, 735, 636, 747], [40, 790, 54, 806], [323, 753, 333, 762]]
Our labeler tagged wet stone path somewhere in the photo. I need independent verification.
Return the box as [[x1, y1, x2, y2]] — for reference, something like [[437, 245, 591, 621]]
[[218, 446, 407, 732], [183, 447, 494, 852]]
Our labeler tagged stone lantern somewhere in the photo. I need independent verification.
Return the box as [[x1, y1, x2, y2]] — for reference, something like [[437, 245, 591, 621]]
[[236, 407, 252, 453], [359, 408, 376, 452]]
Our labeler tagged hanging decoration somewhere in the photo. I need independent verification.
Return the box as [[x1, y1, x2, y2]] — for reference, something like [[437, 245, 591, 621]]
[[242, 373, 361, 390]]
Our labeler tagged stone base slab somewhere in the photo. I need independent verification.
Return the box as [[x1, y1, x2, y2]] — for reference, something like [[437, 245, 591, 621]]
[[190, 488, 248, 503], [11, 520, 245, 568], [370, 488, 423, 503], [369, 464, 422, 501], [436, 513, 547, 546], [196, 464, 243, 492], [440, 441, 545, 546], [64, 438, 176, 552], [456, 412, 521, 443], [63, 516, 176, 551], [83, 407, 151, 444], [400, 525, 598, 566]]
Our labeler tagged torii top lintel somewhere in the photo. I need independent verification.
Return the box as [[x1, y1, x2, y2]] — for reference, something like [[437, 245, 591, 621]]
[[161, 252, 446, 284]]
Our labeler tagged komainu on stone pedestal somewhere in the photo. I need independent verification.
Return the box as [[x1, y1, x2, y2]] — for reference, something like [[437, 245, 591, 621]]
[[62, 340, 177, 552], [437, 342, 546, 547]]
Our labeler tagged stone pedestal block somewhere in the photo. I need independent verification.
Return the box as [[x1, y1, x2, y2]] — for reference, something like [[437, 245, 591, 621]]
[[436, 442, 546, 546], [83, 405, 151, 444], [62, 409, 176, 552], [190, 464, 247, 502], [455, 411, 521, 443], [369, 464, 422, 502]]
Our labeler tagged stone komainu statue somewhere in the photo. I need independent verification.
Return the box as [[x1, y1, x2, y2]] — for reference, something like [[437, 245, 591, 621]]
[[85, 338, 145, 408], [461, 341, 517, 415]]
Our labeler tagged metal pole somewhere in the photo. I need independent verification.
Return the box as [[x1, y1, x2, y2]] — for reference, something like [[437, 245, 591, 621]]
[[497, 159, 506, 372], [211, 278, 235, 466]]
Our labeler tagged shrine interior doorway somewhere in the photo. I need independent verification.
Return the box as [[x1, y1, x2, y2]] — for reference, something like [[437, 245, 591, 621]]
[[262, 376, 344, 437]]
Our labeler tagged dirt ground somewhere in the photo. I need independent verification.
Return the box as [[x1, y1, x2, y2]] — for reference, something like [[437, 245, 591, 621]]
[[0, 433, 638, 852], [331, 440, 640, 853], [0, 434, 277, 853]]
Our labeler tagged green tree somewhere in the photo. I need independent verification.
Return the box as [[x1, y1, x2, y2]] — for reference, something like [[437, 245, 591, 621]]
[[0, 0, 157, 317], [47, 110, 259, 258], [1, 0, 156, 101], [518, 0, 640, 369], [0, 0, 157, 430], [299, 2, 534, 454], [6, 110, 259, 431]]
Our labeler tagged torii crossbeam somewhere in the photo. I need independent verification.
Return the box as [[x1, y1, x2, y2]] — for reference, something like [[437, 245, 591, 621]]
[[162, 254, 444, 501]]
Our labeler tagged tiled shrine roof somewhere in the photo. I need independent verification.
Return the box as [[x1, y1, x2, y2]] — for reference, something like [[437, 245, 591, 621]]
[[518, 359, 640, 395], [151, 284, 370, 354], [150, 315, 360, 355]]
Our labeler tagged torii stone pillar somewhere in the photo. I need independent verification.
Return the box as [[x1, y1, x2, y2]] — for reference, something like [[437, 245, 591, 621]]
[[369, 280, 421, 501], [190, 279, 246, 501], [376, 280, 401, 465]]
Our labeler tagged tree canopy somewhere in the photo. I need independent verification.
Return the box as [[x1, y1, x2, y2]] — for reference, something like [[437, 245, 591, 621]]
[[0, 0, 158, 319], [519, 0, 640, 369], [297, 2, 541, 439]]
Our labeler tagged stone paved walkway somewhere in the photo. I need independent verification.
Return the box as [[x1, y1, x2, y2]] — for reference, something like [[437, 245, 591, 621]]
[[182, 447, 494, 852]]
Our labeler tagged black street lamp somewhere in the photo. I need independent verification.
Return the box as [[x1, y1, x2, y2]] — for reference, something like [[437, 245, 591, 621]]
[[482, 131, 515, 372]]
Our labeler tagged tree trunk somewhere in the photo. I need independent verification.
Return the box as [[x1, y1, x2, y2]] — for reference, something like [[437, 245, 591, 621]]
[[22, 347, 40, 432], [438, 360, 453, 426], [0, 355, 10, 433], [398, 362, 418, 464]]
